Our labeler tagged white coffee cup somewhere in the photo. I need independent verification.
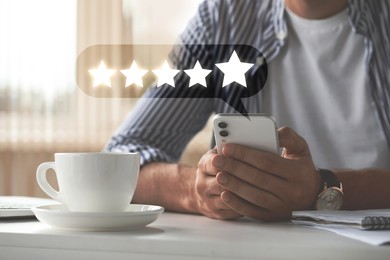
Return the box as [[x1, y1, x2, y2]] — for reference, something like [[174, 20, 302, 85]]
[[36, 152, 140, 212]]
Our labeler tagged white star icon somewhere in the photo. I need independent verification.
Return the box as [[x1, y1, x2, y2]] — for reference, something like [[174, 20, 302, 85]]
[[120, 61, 148, 88], [152, 61, 180, 87], [184, 61, 212, 88], [88, 60, 116, 88], [215, 51, 254, 88]]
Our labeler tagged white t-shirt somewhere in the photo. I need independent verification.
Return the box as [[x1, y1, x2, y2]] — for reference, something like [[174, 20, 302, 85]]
[[262, 7, 390, 169]]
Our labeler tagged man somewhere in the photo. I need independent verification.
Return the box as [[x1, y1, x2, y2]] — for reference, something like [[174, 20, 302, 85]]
[[105, 0, 390, 221]]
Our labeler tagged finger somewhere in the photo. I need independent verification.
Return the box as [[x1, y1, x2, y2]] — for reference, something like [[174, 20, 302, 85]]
[[198, 149, 220, 176], [206, 175, 226, 196], [201, 194, 242, 220], [221, 191, 290, 222], [206, 194, 230, 209], [196, 172, 225, 197], [220, 191, 273, 221], [278, 127, 310, 158], [213, 151, 288, 182], [221, 144, 287, 178], [216, 172, 282, 207]]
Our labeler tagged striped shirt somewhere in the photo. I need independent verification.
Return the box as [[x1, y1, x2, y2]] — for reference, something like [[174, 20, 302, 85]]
[[105, 0, 390, 166]]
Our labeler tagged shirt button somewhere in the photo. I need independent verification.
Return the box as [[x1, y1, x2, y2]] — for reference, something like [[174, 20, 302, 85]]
[[256, 57, 265, 66], [277, 31, 287, 41]]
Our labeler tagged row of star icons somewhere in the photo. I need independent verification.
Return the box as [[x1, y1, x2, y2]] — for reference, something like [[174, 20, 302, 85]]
[[88, 51, 254, 89]]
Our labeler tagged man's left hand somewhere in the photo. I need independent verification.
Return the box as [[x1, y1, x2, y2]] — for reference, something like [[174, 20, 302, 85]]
[[213, 127, 321, 221]]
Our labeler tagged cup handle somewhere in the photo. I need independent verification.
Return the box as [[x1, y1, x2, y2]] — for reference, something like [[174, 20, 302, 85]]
[[36, 162, 62, 202]]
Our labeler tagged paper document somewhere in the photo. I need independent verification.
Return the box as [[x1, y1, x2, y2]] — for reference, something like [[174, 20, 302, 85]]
[[292, 209, 390, 246], [292, 209, 390, 230]]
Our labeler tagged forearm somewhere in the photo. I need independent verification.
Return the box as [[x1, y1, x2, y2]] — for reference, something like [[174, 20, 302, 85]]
[[132, 162, 199, 214], [335, 169, 390, 210]]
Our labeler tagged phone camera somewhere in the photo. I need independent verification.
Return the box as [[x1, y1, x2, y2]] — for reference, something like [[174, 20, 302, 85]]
[[219, 130, 229, 137], [218, 122, 228, 128]]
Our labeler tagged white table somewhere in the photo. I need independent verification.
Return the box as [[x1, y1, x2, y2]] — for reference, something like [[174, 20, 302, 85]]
[[0, 212, 389, 259]]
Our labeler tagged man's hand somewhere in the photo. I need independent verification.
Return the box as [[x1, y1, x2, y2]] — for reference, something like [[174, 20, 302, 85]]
[[194, 149, 242, 220], [213, 127, 321, 221]]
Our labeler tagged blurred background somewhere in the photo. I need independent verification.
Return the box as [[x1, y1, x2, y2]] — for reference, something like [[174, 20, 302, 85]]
[[0, 0, 211, 197]]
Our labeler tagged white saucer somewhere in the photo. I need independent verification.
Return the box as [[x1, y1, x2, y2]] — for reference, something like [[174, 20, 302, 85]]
[[32, 204, 164, 231]]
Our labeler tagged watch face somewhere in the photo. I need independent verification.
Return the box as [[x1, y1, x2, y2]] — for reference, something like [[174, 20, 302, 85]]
[[316, 187, 344, 210]]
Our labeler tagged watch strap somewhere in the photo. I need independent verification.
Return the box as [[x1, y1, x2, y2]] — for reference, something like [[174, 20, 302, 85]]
[[315, 168, 344, 210], [318, 168, 342, 189]]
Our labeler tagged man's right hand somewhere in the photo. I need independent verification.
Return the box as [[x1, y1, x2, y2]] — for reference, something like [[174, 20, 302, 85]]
[[194, 148, 242, 219]]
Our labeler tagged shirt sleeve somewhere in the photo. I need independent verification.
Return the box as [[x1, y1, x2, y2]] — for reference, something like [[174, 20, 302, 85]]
[[104, 1, 217, 166]]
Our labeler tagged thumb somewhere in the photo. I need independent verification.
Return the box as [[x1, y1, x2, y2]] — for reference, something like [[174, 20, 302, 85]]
[[278, 127, 311, 159]]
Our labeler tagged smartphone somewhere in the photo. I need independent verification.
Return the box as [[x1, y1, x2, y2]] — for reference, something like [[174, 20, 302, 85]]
[[213, 113, 279, 154]]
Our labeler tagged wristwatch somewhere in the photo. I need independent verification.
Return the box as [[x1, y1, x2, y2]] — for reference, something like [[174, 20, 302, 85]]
[[315, 169, 344, 211]]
